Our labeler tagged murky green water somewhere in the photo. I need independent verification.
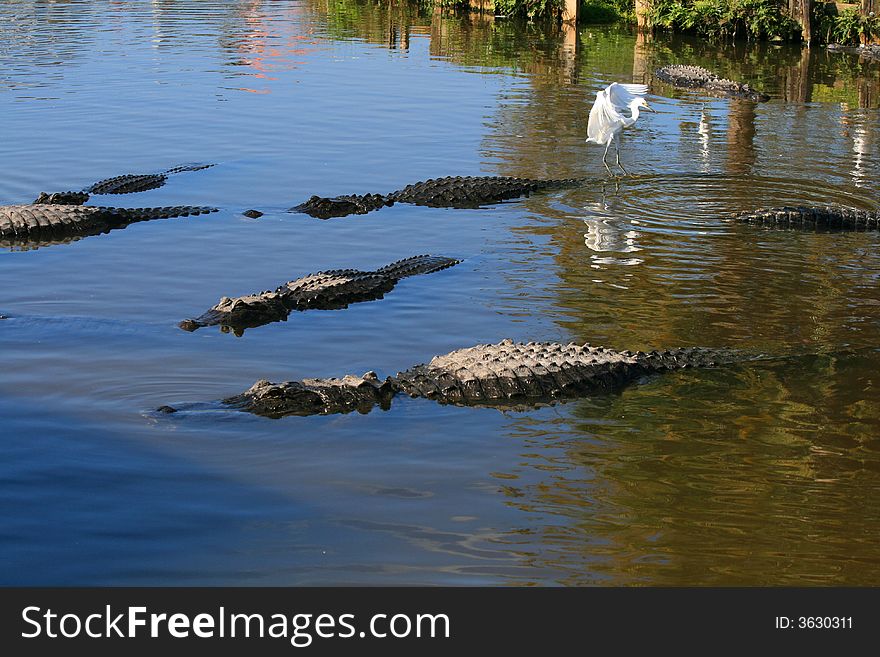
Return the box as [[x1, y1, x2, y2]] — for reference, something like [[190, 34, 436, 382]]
[[1, 1, 878, 585]]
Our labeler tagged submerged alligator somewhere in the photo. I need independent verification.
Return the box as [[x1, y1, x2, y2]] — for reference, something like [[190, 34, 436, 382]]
[[33, 164, 215, 205], [655, 65, 770, 102], [2, 164, 218, 249], [179, 254, 461, 335], [290, 175, 589, 219], [0, 204, 218, 250], [157, 339, 750, 418], [827, 43, 880, 63], [731, 206, 880, 231]]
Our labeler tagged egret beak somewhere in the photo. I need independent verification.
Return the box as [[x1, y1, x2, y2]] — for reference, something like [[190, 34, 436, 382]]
[[644, 102, 656, 113]]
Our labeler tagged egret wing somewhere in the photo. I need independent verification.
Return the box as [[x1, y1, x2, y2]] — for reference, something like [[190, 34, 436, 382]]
[[587, 89, 626, 144], [606, 82, 649, 112]]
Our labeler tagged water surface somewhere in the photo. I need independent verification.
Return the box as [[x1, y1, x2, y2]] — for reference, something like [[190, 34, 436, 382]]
[[2, 1, 879, 585]]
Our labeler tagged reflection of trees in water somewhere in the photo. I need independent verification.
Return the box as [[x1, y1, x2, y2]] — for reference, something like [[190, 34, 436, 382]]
[[783, 45, 812, 103], [488, 351, 880, 585], [462, 24, 880, 584], [646, 34, 879, 109], [474, 21, 880, 345], [430, 13, 580, 84], [304, 0, 432, 48], [809, 48, 880, 109], [725, 100, 755, 174]]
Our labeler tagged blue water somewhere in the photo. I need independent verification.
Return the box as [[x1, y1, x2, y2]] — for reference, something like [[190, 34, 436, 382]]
[[2, 1, 879, 585]]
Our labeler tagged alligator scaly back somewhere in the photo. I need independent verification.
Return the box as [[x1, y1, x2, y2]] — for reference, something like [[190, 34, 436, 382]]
[[166, 340, 745, 418], [178, 255, 461, 335], [32, 163, 215, 204], [290, 175, 588, 219], [0, 204, 218, 250], [85, 163, 216, 195], [32, 191, 91, 205], [387, 176, 585, 208], [655, 65, 769, 102], [390, 341, 735, 407], [731, 206, 880, 231]]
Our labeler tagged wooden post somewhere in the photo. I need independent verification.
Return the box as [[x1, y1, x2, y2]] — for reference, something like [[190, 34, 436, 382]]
[[467, 0, 495, 14], [561, 0, 578, 24], [561, 20, 579, 84], [789, 0, 812, 43], [861, 1, 878, 44], [635, 0, 651, 31]]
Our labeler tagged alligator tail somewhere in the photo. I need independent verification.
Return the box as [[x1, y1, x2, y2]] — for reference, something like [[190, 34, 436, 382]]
[[163, 163, 216, 175], [636, 346, 747, 371], [86, 164, 216, 196], [732, 206, 880, 231], [374, 254, 461, 279], [106, 205, 219, 223]]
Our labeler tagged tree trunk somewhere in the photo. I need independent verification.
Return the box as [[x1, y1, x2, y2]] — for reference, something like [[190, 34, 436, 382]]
[[560, 0, 578, 24], [784, 44, 812, 104], [861, 1, 878, 44], [635, 0, 651, 32], [789, 0, 812, 44], [726, 101, 756, 175]]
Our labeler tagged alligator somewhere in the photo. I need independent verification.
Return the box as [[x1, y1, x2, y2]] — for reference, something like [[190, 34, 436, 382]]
[[827, 43, 880, 63], [731, 206, 880, 231], [178, 254, 461, 336], [0, 204, 218, 250], [290, 175, 589, 219], [654, 65, 770, 102], [157, 339, 749, 418], [32, 163, 215, 205]]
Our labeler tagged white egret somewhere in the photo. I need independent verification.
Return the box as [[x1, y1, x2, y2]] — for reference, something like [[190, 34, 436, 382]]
[[586, 82, 654, 176]]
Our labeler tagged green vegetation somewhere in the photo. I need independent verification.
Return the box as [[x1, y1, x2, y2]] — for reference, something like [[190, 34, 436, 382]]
[[813, 3, 880, 45], [322, 0, 879, 46], [581, 0, 635, 23], [647, 0, 800, 40], [442, 0, 800, 37], [490, 0, 565, 20], [439, 0, 633, 22]]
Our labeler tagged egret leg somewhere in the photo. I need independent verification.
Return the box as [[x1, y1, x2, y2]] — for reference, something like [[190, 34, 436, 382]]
[[602, 141, 615, 177], [600, 178, 621, 204], [615, 136, 629, 176]]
